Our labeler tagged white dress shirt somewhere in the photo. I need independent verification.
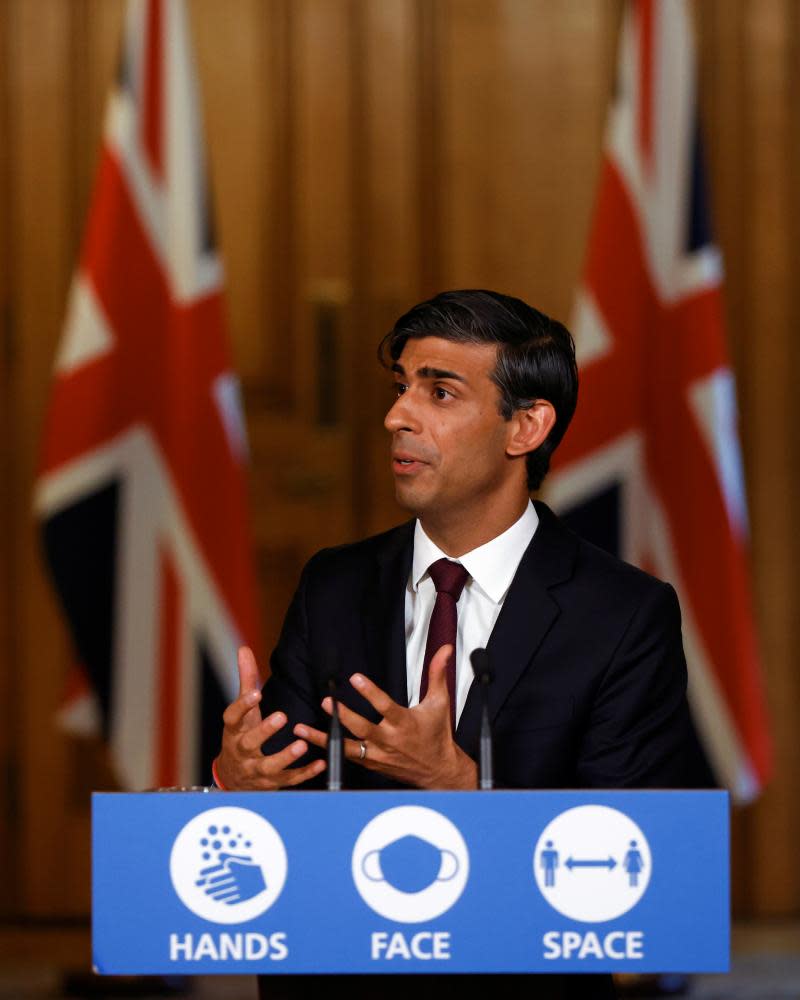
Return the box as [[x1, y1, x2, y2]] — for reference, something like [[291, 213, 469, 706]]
[[405, 501, 539, 724]]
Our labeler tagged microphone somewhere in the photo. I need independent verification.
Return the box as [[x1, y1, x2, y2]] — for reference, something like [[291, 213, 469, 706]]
[[470, 648, 494, 790], [326, 675, 343, 791]]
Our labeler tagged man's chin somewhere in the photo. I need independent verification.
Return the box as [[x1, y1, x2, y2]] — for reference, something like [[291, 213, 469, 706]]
[[393, 481, 429, 517]]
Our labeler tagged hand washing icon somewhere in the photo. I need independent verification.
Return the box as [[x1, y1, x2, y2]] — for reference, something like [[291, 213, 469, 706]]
[[190, 823, 267, 906], [170, 807, 287, 924], [361, 834, 459, 893]]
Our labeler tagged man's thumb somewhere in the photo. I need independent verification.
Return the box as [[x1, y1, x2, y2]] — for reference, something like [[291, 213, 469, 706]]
[[425, 644, 453, 698], [237, 645, 261, 697]]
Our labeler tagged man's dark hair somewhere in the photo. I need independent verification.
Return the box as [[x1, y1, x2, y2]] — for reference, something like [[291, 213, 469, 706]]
[[379, 289, 578, 491]]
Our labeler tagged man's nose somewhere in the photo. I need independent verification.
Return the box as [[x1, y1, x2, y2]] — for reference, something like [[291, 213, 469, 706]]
[[384, 393, 419, 434]]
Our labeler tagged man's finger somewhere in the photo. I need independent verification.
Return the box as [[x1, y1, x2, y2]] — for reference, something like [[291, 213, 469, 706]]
[[281, 758, 327, 787], [222, 688, 263, 732], [237, 645, 261, 699], [320, 696, 374, 740], [342, 737, 384, 765], [296, 724, 381, 769], [348, 673, 405, 722], [255, 738, 316, 777], [245, 753, 326, 791], [293, 723, 329, 749], [238, 711, 289, 753]]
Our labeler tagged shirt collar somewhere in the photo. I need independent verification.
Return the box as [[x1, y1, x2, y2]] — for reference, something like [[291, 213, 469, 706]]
[[411, 501, 539, 604]]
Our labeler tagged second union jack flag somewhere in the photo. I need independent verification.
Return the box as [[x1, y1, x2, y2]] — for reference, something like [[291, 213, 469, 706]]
[[546, 0, 771, 800]]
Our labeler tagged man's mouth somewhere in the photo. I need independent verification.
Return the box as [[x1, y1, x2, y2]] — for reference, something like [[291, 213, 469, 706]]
[[392, 453, 427, 474]]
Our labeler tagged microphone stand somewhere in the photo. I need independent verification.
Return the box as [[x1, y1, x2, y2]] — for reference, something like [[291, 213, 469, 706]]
[[470, 648, 494, 790], [326, 676, 343, 791]]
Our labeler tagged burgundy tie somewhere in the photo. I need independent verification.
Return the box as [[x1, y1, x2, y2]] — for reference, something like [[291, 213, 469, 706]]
[[420, 558, 469, 731]]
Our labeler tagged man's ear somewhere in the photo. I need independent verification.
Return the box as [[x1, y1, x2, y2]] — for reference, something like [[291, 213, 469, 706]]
[[506, 401, 557, 457]]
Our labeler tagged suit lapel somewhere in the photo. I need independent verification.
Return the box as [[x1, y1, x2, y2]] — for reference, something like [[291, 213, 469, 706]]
[[362, 521, 414, 708], [456, 502, 577, 755]]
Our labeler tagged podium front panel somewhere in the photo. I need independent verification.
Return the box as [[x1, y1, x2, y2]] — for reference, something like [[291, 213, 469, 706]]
[[92, 790, 728, 974]]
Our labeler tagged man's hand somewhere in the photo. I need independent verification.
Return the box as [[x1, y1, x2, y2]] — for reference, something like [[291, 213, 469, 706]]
[[294, 645, 477, 790], [214, 646, 326, 790]]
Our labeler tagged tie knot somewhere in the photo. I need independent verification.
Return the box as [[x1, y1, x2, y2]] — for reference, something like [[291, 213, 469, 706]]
[[427, 558, 469, 600]]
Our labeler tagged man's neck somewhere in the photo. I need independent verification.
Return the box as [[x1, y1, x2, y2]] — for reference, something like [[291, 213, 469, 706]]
[[419, 497, 531, 557]]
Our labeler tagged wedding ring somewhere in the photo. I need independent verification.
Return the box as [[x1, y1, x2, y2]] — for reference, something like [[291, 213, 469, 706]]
[[359, 741, 367, 760]]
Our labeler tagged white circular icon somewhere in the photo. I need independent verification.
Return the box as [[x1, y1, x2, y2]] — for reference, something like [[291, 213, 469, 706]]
[[533, 805, 651, 922], [352, 806, 469, 923], [170, 807, 287, 924]]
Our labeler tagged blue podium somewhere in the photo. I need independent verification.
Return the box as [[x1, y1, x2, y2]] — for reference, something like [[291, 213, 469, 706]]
[[92, 790, 728, 975]]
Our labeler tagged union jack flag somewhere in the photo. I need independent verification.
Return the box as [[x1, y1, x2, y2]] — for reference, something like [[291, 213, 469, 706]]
[[546, 0, 771, 800], [34, 0, 260, 789]]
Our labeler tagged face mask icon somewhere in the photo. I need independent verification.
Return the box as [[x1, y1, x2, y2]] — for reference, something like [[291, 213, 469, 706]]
[[352, 806, 469, 922], [361, 834, 459, 893]]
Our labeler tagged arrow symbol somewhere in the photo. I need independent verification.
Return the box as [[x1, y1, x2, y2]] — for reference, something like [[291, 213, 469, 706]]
[[565, 856, 617, 871]]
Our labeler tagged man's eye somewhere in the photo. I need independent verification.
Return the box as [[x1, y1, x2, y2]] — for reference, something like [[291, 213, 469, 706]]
[[434, 386, 452, 400], [394, 383, 408, 396]]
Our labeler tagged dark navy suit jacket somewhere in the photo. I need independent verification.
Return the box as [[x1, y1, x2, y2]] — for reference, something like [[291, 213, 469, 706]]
[[260, 501, 696, 790], [256, 501, 705, 998]]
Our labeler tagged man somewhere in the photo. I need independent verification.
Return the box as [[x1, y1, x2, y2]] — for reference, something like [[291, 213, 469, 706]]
[[215, 289, 697, 998], [216, 289, 694, 794]]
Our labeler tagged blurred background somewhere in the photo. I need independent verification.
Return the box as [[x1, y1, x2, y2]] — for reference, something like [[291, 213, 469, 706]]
[[1, 0, 799, 996]]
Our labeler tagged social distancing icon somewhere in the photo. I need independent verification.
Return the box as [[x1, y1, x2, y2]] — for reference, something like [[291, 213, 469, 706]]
[[533, 805, 652, 922]]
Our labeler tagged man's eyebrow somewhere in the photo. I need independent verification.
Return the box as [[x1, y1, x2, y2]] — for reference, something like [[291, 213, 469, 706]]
[[390, 362, 468, 383]]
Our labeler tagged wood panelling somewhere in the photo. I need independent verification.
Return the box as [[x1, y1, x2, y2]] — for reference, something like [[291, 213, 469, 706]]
[[9, 0, 82, 916], [737, 0, 800, 916], [697, 0, 800, 917], [192, 0, 276, 385], [696, 0, 751, 918], [1, 0, 798, 920], [0, 0, 16, 917], [357, 0, 421, 535], [437, 0, 619, 315]]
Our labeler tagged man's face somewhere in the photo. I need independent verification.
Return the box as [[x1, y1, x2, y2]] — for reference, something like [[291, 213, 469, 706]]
[[384, 336, 519, 521]]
